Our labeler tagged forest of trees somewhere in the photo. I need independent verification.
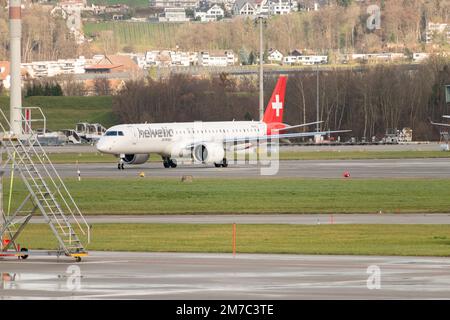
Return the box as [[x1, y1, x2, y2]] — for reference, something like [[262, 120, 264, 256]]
[[113, 57, 450, 141]]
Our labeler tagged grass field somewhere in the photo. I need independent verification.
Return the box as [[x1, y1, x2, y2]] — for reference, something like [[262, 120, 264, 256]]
[[4, 178, 450, 215], [5, 150, 447, 165], [15, 224, 450, 256], [0, 96, 115, 131], [84, 22, 181, 51], [278, 150, 450, 160]]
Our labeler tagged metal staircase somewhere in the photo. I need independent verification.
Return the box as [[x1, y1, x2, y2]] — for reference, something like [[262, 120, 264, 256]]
[[0, 108, 90, 261]]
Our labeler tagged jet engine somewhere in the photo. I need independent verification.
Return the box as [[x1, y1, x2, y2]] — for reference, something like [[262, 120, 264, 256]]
[[193, 143, 225, 164], [121, 154, 150, 164]]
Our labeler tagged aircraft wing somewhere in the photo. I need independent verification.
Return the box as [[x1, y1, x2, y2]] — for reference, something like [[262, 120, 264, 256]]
[[222, 130, 352, 145], [182, 130, 351, 149], [278, 121, 323, 131], [431, 121, 450, 127]]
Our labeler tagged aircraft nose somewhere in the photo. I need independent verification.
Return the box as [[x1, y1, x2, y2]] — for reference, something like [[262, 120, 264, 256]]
[[96, 138, 108, 153]]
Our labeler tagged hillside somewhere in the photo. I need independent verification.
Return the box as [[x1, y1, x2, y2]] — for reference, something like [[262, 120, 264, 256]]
[[0, 96, 116, 131], [84, 1, 450, 55], [84, 22, 180, 52]]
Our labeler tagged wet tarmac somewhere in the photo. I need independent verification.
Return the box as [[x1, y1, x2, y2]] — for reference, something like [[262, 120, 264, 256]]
[[1, 252, 449, 299]]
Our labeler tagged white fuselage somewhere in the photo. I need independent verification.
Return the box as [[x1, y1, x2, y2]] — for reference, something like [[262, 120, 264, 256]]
[[96, 121, 267, 156]]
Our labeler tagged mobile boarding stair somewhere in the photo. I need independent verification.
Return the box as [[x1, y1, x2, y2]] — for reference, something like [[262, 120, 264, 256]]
[[0, 109, 90, 262]]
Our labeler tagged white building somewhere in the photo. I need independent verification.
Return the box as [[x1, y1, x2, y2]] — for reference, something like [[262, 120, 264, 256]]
[[151, 0, 199, 8], [170, 51, 191, 66], [267, 49, 283, 63], [141, 50, 197, 68], [233, 0, 257, 16], [144, 51, 160, 66], [268, 0, 292, 15], [283, 54, 327, 65], [209, 0, 235, 11], [233, 0, 295, 16], [22, 57, 87, 78], [159, 7, 191, 22], [198, 50, 236, 66], [298, 0, 320, 11], [347, 53, 407, 63], [195, 4, 224, 22]]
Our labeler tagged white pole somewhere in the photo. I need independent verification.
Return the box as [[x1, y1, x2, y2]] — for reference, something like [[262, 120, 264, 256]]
[[9, 0, 22, 136]]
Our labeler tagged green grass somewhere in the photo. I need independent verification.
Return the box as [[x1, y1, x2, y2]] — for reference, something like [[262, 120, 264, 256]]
[[84, 22, 181, 51], [278, 150, 450, 160], [0, 96, 115, 131], [4, 178, 450, 215], [235, 150, 450, 161], [15, 224, 450, 256], [8, 150, 449, 165]]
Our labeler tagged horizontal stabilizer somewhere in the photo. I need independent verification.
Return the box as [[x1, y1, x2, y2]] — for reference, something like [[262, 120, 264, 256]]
[[275, 121, 324, 131]]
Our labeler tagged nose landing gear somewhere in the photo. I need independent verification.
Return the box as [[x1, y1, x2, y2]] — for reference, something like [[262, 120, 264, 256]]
[[117, 159, 124, 170]]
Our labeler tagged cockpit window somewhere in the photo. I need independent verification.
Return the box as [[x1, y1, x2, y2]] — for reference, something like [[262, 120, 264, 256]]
[[105, 130, 124, 136]]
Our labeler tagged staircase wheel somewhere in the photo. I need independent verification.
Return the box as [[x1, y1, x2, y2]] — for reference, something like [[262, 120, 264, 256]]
[[75, 256, 82, 263]]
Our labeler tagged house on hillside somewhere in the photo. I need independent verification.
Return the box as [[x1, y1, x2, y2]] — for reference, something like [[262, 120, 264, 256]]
[[198, 50, 236, 66], [151, 0, 199, 9], [268, 0, 292, 15], [21, 57, 86, 78], [233, 0, 257, 16], [158, 7, 191, 22], [194, 4, 224, 22], [84, 55, 140, 74], [233, 0, 297, 16], [282, 53, 327, 65], [208, 0, 235, 12], [297, 0, 320, 11], [267, 49, 283, 63]]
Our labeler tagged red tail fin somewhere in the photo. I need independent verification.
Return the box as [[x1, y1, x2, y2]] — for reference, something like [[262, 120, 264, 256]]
[[263, 76, 287, 124]]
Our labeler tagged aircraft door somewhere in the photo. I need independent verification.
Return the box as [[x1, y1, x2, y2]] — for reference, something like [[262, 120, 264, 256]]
[[128, 126, 138, 146]]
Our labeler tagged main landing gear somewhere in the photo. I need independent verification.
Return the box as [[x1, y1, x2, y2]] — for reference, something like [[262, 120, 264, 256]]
[[214, 158, 228, 168], [163, 157, 177, 168]]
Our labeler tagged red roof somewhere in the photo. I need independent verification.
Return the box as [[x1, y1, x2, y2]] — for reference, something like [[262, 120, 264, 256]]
[[85, 55, 139, 73], [85, 64, 122, 70]]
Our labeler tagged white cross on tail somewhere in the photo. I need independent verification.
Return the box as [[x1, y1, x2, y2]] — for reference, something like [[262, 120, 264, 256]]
[[272, 94, 283, 117]]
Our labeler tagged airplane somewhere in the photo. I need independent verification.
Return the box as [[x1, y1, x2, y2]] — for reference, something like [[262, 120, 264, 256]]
[[96, 76, 350, 169]]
